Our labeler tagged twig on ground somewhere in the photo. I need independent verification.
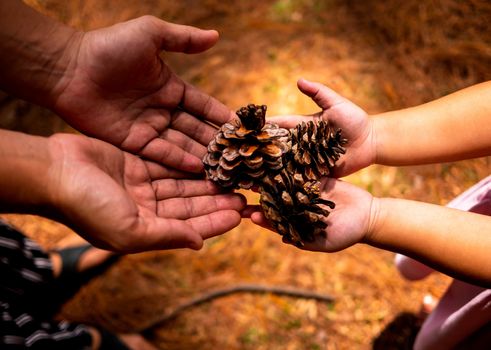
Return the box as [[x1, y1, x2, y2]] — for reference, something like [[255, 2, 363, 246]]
[[142, 283, 335, 334]]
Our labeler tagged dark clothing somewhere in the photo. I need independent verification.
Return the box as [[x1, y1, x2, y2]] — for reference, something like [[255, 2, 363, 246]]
[[0, 221, 92, 349]]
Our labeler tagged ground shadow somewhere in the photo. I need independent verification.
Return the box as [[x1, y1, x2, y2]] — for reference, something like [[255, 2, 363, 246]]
[[372, 312, 420, 350]]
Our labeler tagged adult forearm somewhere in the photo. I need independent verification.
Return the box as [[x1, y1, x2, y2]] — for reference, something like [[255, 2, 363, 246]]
[[372, 81, 491, 166], [0, 0, 81, 107], [0, 129, 55, 214], [368, 197, 491, 287]]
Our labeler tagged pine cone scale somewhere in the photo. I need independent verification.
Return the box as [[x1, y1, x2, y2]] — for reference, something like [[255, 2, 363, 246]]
[[260, 144, 284, 158], [222, 147, 241, 161], [218, 157, 241, 171], [238, 144, 259, 156], [244, 156, 263, 169]]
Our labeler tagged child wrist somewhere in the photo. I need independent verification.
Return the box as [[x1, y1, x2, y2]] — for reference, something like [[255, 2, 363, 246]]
[[363, 196, 384, 245], [368, 115, 383, 166]]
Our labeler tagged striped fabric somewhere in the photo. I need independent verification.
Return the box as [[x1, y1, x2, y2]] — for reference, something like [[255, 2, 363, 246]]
[[0, 221, 92, 349]]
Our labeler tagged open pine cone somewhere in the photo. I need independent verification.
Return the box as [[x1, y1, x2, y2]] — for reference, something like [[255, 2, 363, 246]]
[[203, 104, 289, 189], [203, 104, 347, 246]]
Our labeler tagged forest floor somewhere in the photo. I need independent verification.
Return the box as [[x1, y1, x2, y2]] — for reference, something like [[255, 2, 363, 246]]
[[2, 1, 491, 349]]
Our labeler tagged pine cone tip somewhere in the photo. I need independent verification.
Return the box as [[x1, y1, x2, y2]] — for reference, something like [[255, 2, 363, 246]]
[[236, 104, 267, 131]]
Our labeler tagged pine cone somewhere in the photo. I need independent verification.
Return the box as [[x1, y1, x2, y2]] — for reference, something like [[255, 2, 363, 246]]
[[203, 103, 347, 246], [289, 121, 347, 180], [259, 165, 335, 247], [203, 104, 290, 189]]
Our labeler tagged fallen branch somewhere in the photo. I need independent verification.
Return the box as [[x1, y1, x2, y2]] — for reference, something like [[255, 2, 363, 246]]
[[142, 283, 335, 333]]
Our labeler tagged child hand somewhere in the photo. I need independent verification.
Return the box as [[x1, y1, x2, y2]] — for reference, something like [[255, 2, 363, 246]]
[[250, 178, 376, 252], [269, 79, 376, 177]]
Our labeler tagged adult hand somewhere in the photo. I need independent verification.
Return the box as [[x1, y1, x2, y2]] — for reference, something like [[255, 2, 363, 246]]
[[47, 133, 245, 253], [249, 178, 375, 252], [52, 16, 232, 173], [270, 79, 376, 177]]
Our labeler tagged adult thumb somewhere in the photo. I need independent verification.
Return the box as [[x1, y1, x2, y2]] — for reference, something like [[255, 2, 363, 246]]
[[146, 17, 219, 53]]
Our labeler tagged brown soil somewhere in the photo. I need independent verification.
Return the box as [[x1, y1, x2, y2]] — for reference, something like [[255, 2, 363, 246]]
[[2, 1, 491, 349]]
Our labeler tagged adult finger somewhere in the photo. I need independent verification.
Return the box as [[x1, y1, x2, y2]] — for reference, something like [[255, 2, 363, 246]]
[[145, 161, 194, 180], [250, 211, 275, 231], [187, 210, 242, 240], [152, 179, 223, 200], [160, 128, 207, 159], [137, 218, 205, 251], [241, 205, 262, 218], [120, 210, 243, 252], [297, 78, 345, 110], [171, 110, 219, 146], [139, 137, 203, 173], [157, 194, 246, 219], [181, 81, 235, 126]]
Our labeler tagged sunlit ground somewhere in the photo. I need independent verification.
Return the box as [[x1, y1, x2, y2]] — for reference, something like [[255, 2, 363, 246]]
[[1, 0, 490, 349]]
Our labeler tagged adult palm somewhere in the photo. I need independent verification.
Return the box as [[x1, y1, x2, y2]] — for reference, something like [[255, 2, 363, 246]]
[[53, 16, 231, 172], [48, 134, 245, 253]]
